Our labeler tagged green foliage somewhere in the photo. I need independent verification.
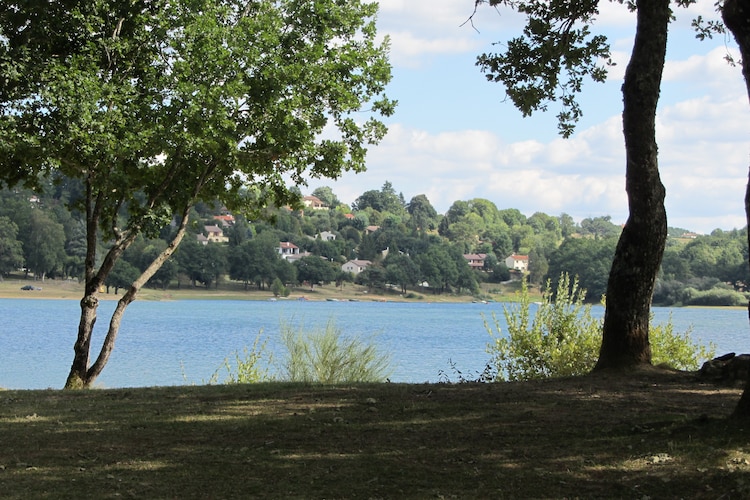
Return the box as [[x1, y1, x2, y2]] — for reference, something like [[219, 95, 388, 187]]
[[0, 216, 23, 276], [486, 274, 601, 381], [473, 0, 612, 137], [1, 0, 394, 387], [486, 273, 715, 380], [271, 277, 289, 297], [208, 331, 271, 384], [650, 315, 715, 371], [279, 319, 391, 384], [546, 236, 617, 302], [681, 287, 749, 307]]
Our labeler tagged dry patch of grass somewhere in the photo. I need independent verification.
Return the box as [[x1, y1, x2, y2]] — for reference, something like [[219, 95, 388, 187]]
[[0, 274, 531, 303], [0, 277, 476, 303], [2, 368, 750, 498]]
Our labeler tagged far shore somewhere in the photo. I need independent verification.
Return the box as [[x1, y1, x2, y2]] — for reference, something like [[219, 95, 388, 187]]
[[0, 276, 512, 303]]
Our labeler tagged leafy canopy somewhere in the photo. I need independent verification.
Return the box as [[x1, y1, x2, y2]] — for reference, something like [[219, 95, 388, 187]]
[[0, 0, 395, 233], [471, 0, 698, 137]]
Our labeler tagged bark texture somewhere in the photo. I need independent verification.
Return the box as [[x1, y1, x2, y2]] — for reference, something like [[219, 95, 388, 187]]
[[64, 192, 193, 389], [721, 0, 750, 418], [594, 0, 670, 370]]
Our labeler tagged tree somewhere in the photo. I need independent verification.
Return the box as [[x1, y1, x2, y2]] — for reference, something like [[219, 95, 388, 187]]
[[547, 236, 617, 302], [176, 238, 226, 289], [0, 0, 393, 388], [407, 194, 439, 234], [356, 265, 387, 291], [105, 259, 140, 295], [312, 186, 340, 209], [229, 236, 280, 290], [64, 221, 88, 280], [559, 213, 576, 239], [415, 245, 459, 294], [23, 210, 66, 280], [384, 253, 420, 294], [271, 277, 288, 297], [295, 256, 337, 289], [579, 216, 622, 240], [720, 0, 750, 417], [473, 0, 678, 370], [140, 240, 178, 290], [353, 181, 405, 216], [0, 216, 23, 278]]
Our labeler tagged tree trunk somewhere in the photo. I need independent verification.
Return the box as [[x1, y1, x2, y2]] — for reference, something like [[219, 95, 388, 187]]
[[85, 216, 190, 385], [721, 0, 750, 418], [594, 0, 670, 370], [65, 200, 192, 389]]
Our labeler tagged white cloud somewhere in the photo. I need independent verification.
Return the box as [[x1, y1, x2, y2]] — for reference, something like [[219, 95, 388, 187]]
[[301, 0, 750, 235]]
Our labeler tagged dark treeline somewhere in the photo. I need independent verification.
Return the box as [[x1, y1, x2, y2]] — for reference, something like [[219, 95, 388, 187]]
[[0, 180, 746, 305]]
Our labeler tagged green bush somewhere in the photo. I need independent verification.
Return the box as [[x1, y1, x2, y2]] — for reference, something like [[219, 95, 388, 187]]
[[681, 287, 748, 307], [280, 318, 392, 383], [271, 278, 289, 297], [208, 331, 272, 384], [486, 273, 715, 381], [485, 274, 601, 381], [650, 314, 715, 370]]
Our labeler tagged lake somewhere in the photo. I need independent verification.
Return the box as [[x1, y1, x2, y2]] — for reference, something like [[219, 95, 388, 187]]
[[1, 298, 749, 390]]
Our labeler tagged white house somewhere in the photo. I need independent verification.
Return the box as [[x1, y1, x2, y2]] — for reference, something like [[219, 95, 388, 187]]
[[278, 242, 300, 260], [505, 254, 529, 272], [341, 259, 372, 275], [318, 231, 336, 241]]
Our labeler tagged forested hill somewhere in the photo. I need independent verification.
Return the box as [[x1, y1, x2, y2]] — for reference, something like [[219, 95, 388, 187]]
[[0, 181, 746, 306]]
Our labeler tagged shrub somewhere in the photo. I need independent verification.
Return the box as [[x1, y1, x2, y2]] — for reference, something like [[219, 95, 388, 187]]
[[279, 318, 392, 383], [485, 274, 601, 381], [650, 315, 715, 370], [271, 278, 289, 297], [208, 331, 272, 384], [486, 273, 715, 381], [681, 287, 747, 307]]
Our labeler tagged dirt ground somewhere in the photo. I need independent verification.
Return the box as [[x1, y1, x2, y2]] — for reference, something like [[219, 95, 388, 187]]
[[2, 366, 750, 499]]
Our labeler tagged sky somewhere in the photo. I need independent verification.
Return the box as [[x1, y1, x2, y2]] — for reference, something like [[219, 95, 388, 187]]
[[305, 0, 750, 235]]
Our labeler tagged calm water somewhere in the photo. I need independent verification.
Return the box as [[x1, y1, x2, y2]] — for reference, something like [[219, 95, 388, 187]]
[[1, 298, 749, 389]]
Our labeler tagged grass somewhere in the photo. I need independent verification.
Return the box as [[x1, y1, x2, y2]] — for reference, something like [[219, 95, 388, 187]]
[[0, 275, 538, 303], [2, 367, 750, 498]]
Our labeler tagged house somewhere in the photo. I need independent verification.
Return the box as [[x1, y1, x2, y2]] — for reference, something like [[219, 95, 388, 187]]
[[341, 259, 372, 275], [365, 225, 380, 234], [303, 195, 328, 210], [318, 231, 336, 241], [196, 233, 209, 246], [463, 253, 488, 270], [505, 254, 529, 272], [204, 225, 229, 243], [213, 214, 235, 227], [278, 241, 300, 260]]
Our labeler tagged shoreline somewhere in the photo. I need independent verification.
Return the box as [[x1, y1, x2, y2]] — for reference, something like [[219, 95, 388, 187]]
[[0, 277, 487, 304]]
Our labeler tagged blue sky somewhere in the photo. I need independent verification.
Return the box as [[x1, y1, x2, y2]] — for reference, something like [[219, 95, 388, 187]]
[[306, 0, 750, 234]]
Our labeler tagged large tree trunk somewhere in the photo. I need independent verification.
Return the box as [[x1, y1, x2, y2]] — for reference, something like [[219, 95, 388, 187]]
[[721, 0, 750, 418], [594, 0, 670, 370]]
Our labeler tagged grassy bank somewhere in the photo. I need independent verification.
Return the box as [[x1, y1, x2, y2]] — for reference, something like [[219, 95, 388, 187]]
[[0, 275, 531, 303], [1, 368, 749, 498]]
